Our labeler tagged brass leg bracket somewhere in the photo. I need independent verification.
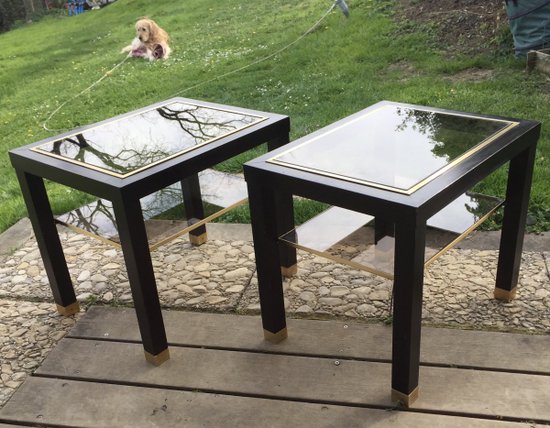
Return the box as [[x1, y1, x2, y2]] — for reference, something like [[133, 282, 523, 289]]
[[56, 302, 81, 316], [189, 232, 208, 246], [264, 328, 288, 344], [144, 348, 171, 366], [281, 264, 298, 278], [494, 287, 517, 302], [391, 386, 419, 407]]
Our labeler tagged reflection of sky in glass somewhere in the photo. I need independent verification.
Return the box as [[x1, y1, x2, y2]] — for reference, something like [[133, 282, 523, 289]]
[[35, 102, 264, 177], [270, 105, 513, 193]]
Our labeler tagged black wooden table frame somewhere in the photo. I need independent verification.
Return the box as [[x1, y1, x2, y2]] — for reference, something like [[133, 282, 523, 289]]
[[243, 101, 540, 406], [10, 97, 290, 365]]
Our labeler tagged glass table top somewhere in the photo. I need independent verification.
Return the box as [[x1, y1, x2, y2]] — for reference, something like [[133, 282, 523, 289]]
[[269, 105, 518, 194], [33, 101, 266, 178]]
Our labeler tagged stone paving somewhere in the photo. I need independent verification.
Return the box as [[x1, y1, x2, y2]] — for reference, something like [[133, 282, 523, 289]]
[[0, 220, 549, 407]]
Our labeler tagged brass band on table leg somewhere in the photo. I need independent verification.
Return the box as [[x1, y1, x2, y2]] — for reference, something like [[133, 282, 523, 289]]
[[189, 232, 208, 246], [391, 387, 419, 407], [263, 328, 288, 344], [494, 287, 517, 302], [281, 264, 298, 278], [144, 348, 171, 366], [55, 302, 81, 316]]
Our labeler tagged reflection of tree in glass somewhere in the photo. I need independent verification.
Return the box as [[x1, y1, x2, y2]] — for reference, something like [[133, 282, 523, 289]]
[[52, 133, 170, 175], [48, 105, 254, 175], [60, 199, 115, 236], [156, 105, 253, 142], [395, 107, 506, 162], [59, 186, 186, 241], [140, 186, 183, 220], [463, 191, 502, 223]]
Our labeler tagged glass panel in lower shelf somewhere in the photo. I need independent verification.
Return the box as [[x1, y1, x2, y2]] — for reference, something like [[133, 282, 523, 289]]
[[55, 169, 248, 250], [280, 192, 503, 279]]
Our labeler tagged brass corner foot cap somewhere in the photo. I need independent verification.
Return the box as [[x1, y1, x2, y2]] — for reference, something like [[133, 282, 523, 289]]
[[281, 264, 298, 278], [190, 232, 208, 246], [391, 387, 419, 407], [494, 287, 517, 302], [145, 348, 171, 366], [264, 328, 288, 344], [56, 302, 81, 316]]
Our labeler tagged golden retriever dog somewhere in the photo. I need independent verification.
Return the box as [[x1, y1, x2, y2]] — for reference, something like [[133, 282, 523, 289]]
[[121, 17, 171, 61]]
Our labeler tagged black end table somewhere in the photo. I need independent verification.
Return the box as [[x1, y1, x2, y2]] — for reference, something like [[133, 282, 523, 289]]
[[10, 97, 289, 365], [243, 101, 540, 406]]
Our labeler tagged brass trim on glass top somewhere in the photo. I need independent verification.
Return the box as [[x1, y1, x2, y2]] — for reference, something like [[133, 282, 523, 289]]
[[268, 105, 519, 195], [31, 101, 267, 179]]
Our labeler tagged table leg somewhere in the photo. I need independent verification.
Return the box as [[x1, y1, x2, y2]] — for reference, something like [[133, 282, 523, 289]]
[[275, 191, 297, 277], [495, 144, 537, 302], [267, 135, 297, 277], [247, 182, 288, 343], [15, 171, 79, 316], [391, 220, 426, 407], [374, 217, 394, 244], [181, 174, 207, 246], [267, 135, 290, 151], [112, 194, 169, 365]]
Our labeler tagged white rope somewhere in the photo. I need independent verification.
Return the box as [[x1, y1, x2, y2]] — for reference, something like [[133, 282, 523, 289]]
[[42, 54, 132, 132], [168, 1, 337, 97], [42, 1, 339, 133]]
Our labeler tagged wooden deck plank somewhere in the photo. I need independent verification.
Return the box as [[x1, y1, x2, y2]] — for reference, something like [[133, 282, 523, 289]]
[[34, 338, 550, 422], [70, 306, 550, 374], [0, 377, 537, 428], [0, 424, 34, 427]]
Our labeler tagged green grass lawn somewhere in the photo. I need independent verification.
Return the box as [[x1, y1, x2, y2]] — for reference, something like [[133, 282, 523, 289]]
[[0, 0, 548, 233]]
